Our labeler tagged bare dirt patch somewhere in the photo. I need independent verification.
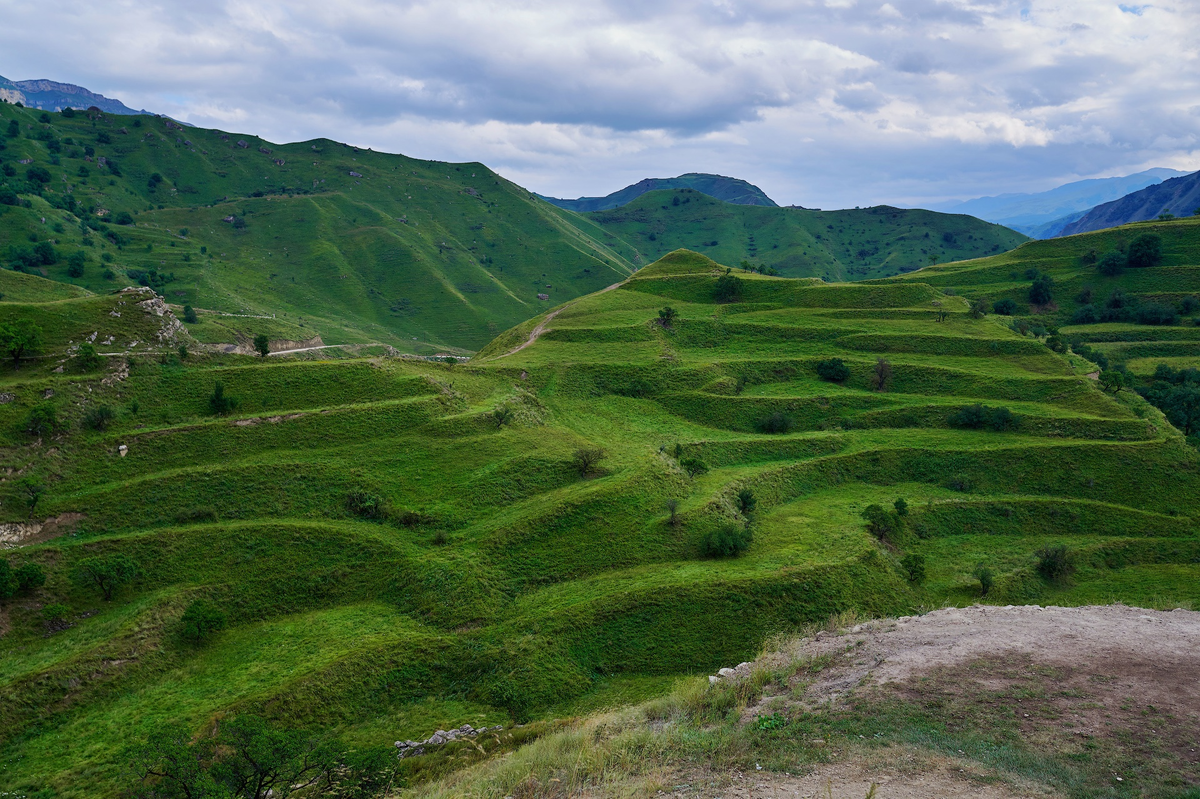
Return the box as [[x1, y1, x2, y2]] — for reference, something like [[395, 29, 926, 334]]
[[0, 512, 86, 548]]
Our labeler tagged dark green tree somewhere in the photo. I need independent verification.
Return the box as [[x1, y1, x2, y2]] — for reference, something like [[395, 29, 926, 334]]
[[713, 273, 743, 303], [180, 599, 228, 644], [700, 522, 753, 558], [680, 457, 709, 478], [1161, 385, 1200, 435], [657, 306, 677, 327], [871, 358, 893, 391], [24, 403, 57, 437], [77, 342, 104, 371], [182, 305, 199, 324], [0, 319, 43, 368], [208, 382, 239, 415], [71, 553, 138, 601], [900, 553, 925, 584], [1097, 250, 1125, 276], [1126, 233, 1163, 269], [571, 447, 607, 477], [815, 358, 850, 382], [1028, 275, 1054, 305], [253, 334, 270, 359]]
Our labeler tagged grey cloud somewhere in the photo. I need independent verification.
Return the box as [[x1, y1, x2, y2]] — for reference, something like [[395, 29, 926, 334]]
[[894, 51, 935, 74]]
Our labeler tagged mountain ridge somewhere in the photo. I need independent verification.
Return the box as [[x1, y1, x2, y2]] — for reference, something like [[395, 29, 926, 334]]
[[1060, 170, 1200, 236], [0, 73, 148, 115]]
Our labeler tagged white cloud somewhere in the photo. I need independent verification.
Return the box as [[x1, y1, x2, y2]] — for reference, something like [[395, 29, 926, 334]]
[[0, 0, 1196, 208]]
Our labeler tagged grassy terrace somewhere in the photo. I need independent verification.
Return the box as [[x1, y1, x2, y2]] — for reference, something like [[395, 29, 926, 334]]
[[0, 249, 1197, 796]]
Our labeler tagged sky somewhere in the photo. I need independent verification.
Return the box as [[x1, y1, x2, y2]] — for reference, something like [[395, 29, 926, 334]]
[[1, 0, 1198, 209]]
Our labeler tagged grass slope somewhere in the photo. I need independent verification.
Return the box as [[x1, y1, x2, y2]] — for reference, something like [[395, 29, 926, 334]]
[[586, 189, 1028, 281], [0, 249, 1196, 796], [0, 102, 638, 353]]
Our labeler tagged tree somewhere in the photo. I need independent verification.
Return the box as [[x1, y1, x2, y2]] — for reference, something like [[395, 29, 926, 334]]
[[71, 553, 138, 601], [680, 457, 709, 478], [815, 358, 850, 383], [1028, 275, 1054, 306], [713, 273, 743, 303], [182, 305, 199, 324], [969, 298, 988, 319], [665, 498, 680, 526], [253, 334, 270, 359], [491, 405, 512, 428], [1126, 233, 1163, 269], [757, 412, 793, 434], [17, 478, 45, 519], [0, 319, 43, 368], [571, 447, 606, 477], [894, 497, 908, 516], [736, 488, 757, 516], [1097, 250, 1125, 276], [900, 553, 925, 584], [1098, 370, 1129, 394], [25, 166, 51, 185], [871, 358, 893, 392], [66, 250, 86, 278], [657, 306, 677, 327], [862, 504, 899, 542], [1160, 385, 1200, 436], [180, 599, 227, 644]]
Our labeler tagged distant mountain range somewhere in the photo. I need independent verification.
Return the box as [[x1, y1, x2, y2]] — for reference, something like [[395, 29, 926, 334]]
[[0, 73, 147, 115], [931, 168, 1188, 238], [542, 173, 779, 213], [1060, 170, 1200, 236]]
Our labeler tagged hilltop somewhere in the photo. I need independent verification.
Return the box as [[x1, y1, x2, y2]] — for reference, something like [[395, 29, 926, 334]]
[[541, 172, 778, 213], [586, 189, 1028, 281], [1062, 170, 1200, 236], [0, 245, 1196, 796]]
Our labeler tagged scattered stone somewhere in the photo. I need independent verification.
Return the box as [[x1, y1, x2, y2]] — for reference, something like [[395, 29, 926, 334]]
[[0, 393, 13, 404], [393, 724, 503, 758], [118, 444, 128, 457]]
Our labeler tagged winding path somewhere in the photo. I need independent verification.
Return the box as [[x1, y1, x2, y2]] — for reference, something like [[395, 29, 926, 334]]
[[492, 281, 624, 359]]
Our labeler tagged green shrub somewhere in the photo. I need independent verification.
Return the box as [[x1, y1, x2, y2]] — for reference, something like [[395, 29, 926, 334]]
[[1028, 275, 1054, 305], [680, 457, 709, 478], [82, 405, 115, 431], [24, 403, 58, 437], [974, 564, 995, 597], [701, 522, 753, 557], [180, 599, 227, 643], [71, 553, 138, 601], [1097, 250, 1125, 276], [736, 488, 757, 516], [992, 298, 1016, 315], [571, 447, 607, 476], [893, 497, 908, 516], [182, 305, 199, 324], [208, 382, 239, 415], [815, 358, 850, 382], [900, 554, 925, 584], [862, 504, 900, 542], [757, 412, 794, 434], [949, 404, 1016, 431], [657, 306, 677, 326], [1035, 545, 1075, 581], [76, 342, 104, 371], [41, 603, 71, 626], [346, 489, 386, 519]]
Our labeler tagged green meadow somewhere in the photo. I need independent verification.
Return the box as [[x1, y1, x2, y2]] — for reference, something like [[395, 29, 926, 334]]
[[0, 232, 1197, 795]]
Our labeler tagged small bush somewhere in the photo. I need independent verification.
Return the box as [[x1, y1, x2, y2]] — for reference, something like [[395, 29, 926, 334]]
[[974, 564, 995, 597], [680, 457, 709, 478], [665, 499, 680, 526], [1070, 304, 1098, 324], [1126, 233, 1163, 268], [1135, 303, 1178, 326], [82, 405, 115, 431], [175, 508, 218, 524], [713, 273, 743, 303], [950, 404, 1016, 431], [71, 553, 138, 601], [862, 504, 900, 542], [992, 298, 1017, 315], [208, 382, 239, 415], [736, 489, 757, 516], [346, 489, 386, 519], [700, 522, 753, 558], [1097, 250, 1125, 276], [182, 305, 199, 324], [180, 599, 227, 644], [814, 358, 850, 383], [893, 497, 908, 516], [491, 405, 512, 428], [76, 342, 104, 371], [900, 554, 925, 584], [657, 306, 677, 327], [871, 358, 893, 392], [25, 403, 58, 437], [757, 412, 794, 434], [1035, 545, 1075, 581]]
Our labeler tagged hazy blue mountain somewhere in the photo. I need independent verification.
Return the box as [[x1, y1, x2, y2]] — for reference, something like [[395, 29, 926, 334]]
[[1060, 170, 1200, 236], [932, 168, 1187, 237], [0, 74, 147, 115], [543, 172, 778, 212]]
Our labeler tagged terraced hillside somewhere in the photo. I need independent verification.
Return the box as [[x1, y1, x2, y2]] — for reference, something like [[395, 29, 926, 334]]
[[1, 250, 1196, 796], [887, 216, 1200, 378], [586, 189, 1028, 281]]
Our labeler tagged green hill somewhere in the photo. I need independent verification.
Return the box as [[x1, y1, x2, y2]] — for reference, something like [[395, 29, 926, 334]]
[[585, 189, 1028, 281], [0, 249, 1196, 796], [0, 101, 639, 353], [542, 172, 779, 212]]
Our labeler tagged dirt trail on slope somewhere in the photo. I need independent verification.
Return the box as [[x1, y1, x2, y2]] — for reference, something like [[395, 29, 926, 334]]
[[675, 604, 1200, 798], [492, 281, 624, 359]]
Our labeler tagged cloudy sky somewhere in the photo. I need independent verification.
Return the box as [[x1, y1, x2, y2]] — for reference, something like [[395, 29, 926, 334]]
[[2, 0, 1198, 209]]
